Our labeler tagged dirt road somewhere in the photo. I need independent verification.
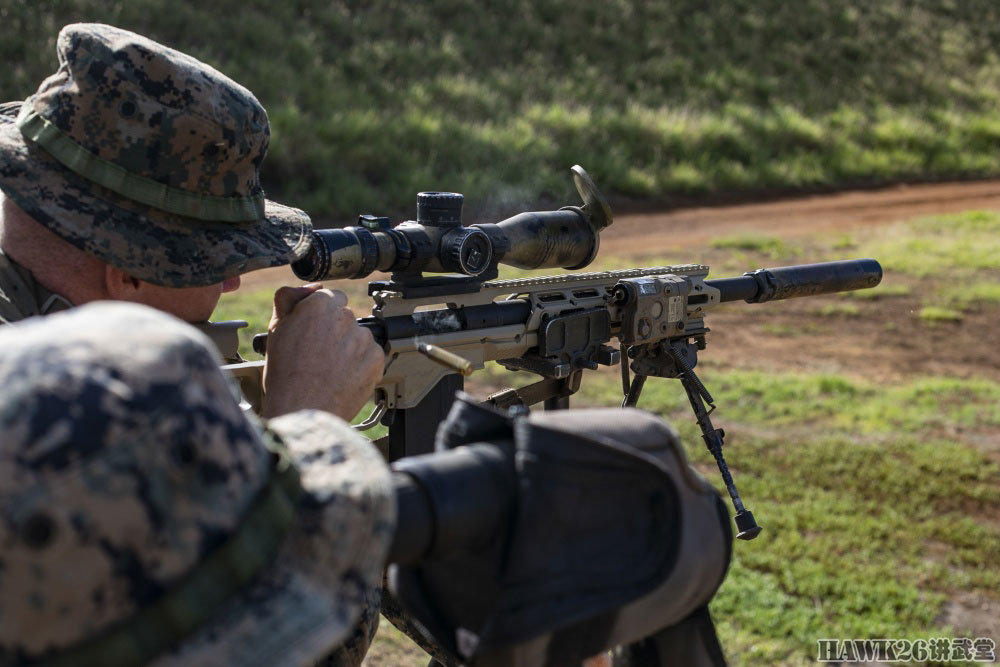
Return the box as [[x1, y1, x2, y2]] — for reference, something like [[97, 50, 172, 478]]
[[601, 179, 1000, 257]]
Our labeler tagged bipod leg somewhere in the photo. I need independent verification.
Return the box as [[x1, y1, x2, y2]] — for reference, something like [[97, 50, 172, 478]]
[[675, 367, 761, 541], [620, 344, 632, 396], [622, 373, 647, 408]]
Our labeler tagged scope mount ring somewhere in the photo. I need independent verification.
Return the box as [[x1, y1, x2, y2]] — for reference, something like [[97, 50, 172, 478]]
[[571, 165, 613, 231]]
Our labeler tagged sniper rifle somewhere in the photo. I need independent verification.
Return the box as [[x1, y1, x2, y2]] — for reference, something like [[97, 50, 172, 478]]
[[222, 165, 883, 541]]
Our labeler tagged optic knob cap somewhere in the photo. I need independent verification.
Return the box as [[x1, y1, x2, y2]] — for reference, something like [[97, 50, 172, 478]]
[[441, 227, 493, 275], [416, 192, 464, 227]]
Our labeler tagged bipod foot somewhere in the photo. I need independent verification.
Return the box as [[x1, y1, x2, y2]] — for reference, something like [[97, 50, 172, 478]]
[[734, 509, 762, 541]]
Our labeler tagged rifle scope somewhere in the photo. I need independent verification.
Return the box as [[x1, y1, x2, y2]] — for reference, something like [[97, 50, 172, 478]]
[[291, 165, 613, 282]]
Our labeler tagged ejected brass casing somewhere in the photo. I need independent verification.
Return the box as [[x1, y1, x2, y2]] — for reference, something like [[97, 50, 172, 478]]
[[417, 343, 474, 376]]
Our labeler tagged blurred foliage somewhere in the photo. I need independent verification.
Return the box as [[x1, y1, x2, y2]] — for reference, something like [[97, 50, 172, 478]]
[[6, 0, 1000, 219]]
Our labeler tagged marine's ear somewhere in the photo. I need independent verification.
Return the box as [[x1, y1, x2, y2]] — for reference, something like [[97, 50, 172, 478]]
[[103, 264, 143, 300]]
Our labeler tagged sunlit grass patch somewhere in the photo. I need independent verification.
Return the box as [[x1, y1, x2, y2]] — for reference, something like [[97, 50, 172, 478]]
[[596, 369, 1000, 436], [911, 209, 1000, 234], [832, 234, 856, 250], [818, 302, 861, 317], [861, 211, 1000, 278], [919, 306, 964, 323], [847, 283, 911, 300], [941, 281, 1000, 310], [711, 234, 798, 259], [760, 322, 827, 336]]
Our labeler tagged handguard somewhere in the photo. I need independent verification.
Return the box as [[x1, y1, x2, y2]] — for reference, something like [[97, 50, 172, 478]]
[[388, 395, 733, 666]]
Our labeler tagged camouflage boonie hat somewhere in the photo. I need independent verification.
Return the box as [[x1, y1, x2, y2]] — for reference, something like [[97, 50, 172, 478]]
[[0, 302, 395, 666], [0, 23, 311, 288]]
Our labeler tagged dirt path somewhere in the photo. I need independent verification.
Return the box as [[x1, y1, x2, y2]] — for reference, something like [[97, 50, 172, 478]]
[[601, 179, 1000, 257]]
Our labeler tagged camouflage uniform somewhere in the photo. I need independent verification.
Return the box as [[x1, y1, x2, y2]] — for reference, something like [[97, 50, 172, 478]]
[[0, 302, 396, 666], [0, 24, 389, 666], [0, 249, 72, 324]]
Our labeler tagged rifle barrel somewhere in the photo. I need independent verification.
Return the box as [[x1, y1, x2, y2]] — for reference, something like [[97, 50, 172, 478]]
[[709, 258, 882, 303]]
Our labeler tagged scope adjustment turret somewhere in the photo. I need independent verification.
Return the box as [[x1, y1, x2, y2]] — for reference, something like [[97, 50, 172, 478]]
[[416, 192, 463, 227], [440, 227, 494, 276]]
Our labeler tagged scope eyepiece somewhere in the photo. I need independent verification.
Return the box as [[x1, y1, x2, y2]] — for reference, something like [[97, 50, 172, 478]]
[[290, 229, 333, 282]]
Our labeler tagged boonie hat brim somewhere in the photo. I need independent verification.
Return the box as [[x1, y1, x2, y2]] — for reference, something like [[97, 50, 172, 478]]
[[0, 102, 311, 288], [0, 303, 393, 666], [151, 410, 394, 667]]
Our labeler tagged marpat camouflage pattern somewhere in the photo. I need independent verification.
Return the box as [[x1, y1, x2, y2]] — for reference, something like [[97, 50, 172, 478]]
[[0, 302, 395, 666], [0, 24, 311, 288]]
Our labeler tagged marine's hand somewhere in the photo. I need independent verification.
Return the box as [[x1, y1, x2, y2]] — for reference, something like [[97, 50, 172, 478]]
[[261, 283, 383, 420]]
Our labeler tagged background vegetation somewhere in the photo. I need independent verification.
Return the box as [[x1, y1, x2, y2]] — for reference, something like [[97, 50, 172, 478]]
[[6, 0, 1000, 220]]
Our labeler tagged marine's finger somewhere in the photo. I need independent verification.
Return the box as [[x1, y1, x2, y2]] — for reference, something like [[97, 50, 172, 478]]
[[314, 288, 349, 309], [272, 283, 323, 319]]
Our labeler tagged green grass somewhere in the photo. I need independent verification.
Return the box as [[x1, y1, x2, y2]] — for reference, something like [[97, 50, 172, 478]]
[[761, 322, 810, 337], [919, 306, 965, 322], [817, 302, 861, 317], [570, 369, 1000, 664], [576, 368, 1000, 437], [832, 235, 857, 250], [847, 283, 912, 299], [710, 234, 797, 259], [10, 2, 1000, 219], [852, 210, 1000, 321], [941, 282, 1000, 310], [860, 211, 1000, 278], [213, 289, 273, 359]]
